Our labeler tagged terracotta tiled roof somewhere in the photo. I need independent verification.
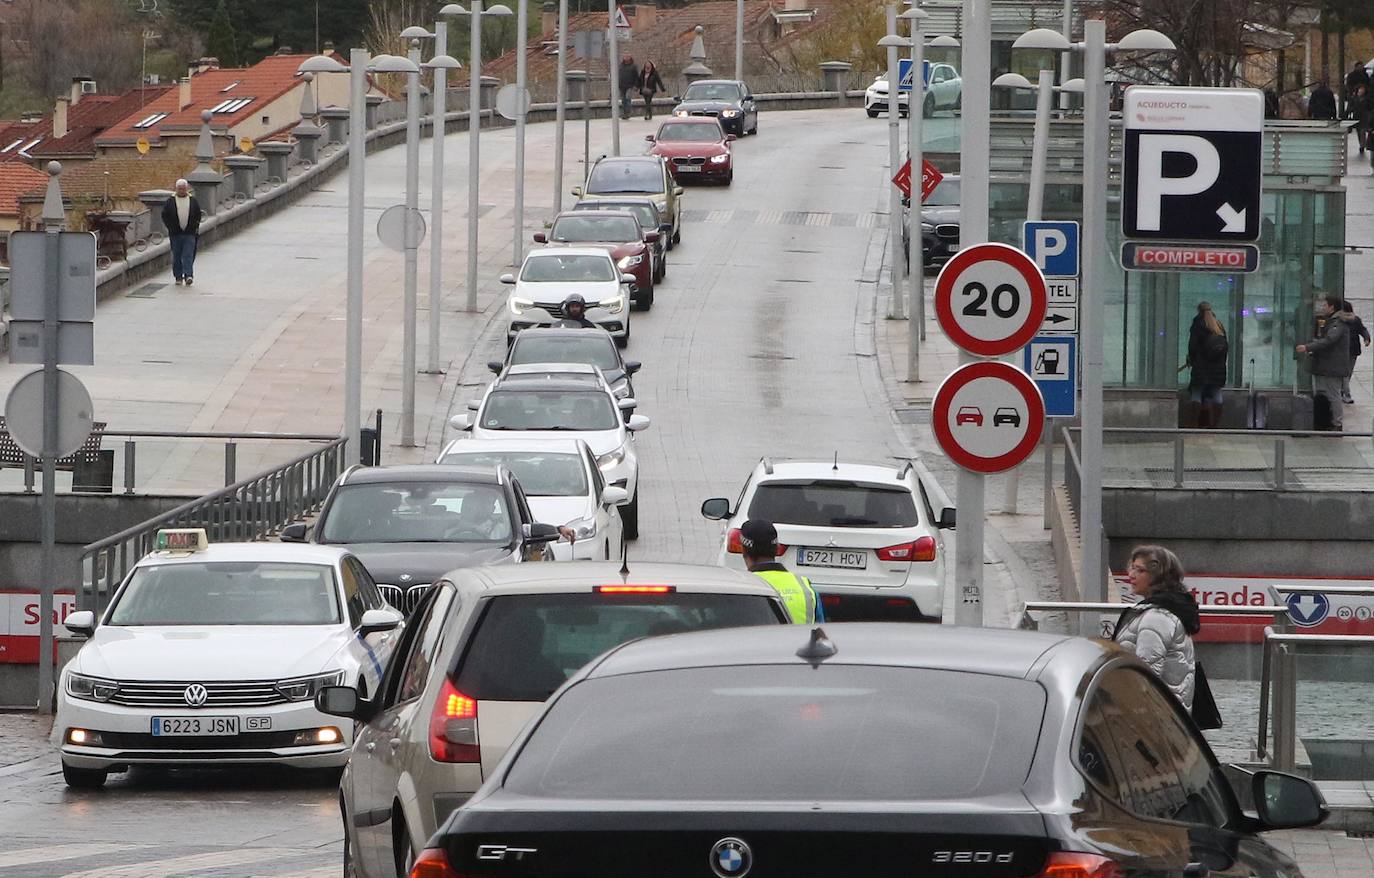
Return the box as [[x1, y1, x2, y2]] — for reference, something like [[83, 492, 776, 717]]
[[7, 87, 175, 161], [0, 163, 50, 215], [19, 155, 196, 205], [97, 53, 339, 146]]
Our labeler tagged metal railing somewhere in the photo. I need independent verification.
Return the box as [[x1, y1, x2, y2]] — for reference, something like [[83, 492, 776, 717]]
[[78, 437, 346, 614], [1020, 600, 1290, 638]]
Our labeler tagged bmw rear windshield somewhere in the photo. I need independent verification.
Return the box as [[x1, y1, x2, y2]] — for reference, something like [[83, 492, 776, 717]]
[[587, 161, 664, 194], [747, 480, 920, 528], [453, 593, 783, 701], [503, 665, 1044, 801]]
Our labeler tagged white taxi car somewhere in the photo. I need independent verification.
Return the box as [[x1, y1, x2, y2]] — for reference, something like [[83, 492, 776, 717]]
[[54, 529, 404, 788], [701, 459, 956, 622]]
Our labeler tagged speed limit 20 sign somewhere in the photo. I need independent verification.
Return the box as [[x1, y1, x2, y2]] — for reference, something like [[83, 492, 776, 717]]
[[934, 243, 1048, 357]]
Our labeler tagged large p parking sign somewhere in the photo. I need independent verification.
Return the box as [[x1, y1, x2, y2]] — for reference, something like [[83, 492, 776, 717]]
[[1121, 87, 1263, 242]]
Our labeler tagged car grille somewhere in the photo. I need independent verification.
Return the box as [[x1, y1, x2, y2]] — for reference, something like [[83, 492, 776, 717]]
[[672, 157, 708, 167], [99, 730, 303, 750], [688, 109, 720, 117], [379, 583, 432, 615], [935, 224, 960, 241], [106, 681, 289, 709], [537, 301, 605, 319]]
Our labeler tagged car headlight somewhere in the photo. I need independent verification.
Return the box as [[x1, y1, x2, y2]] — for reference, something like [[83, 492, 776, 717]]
[[601, 295, 625, 315], [721, 109, 740, 117], [276, 670, 345, 702], [709, 154, 729, 164], [66, 673, 118, 702], [617, 254, 644, 269], [673, 109, 688, 117], [597, 446, 626, 471], [921, 222, 935, 232], [509, 296, 534, 316]]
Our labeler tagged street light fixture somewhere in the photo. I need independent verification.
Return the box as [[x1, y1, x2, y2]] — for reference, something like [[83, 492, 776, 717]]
[[424, 6, 465, 377]]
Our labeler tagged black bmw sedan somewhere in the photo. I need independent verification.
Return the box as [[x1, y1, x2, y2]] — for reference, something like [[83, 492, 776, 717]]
[[410, 624, 1327, 878], [670, 79, 758, 137]]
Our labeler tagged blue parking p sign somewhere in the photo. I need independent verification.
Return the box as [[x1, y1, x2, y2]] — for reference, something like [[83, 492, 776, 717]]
[[1023, 335, 1077, 418], [1022, 221, 1080, 278], [897, 59, 932, 92]]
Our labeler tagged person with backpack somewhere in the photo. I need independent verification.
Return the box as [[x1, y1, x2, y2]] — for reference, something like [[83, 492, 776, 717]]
[[1184, 301, 1228, 428], [1340, 300, 1370, 404]]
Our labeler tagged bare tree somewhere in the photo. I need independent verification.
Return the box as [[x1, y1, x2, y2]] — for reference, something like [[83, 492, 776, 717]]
[[8, 0, 142, 101]]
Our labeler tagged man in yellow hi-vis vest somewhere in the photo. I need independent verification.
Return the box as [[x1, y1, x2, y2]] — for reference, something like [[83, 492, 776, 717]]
[[739, 519, 823, 624]]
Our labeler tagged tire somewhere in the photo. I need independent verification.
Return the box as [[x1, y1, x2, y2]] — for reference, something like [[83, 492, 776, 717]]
[[866, 107, 879, 118], [342, 806, 358, 878], [639, 283, 654, 310], [622, 491, 639, 540], [393, 811, 416, 878], [724, 170, 733, 186], [62, 762, 107, 789], [923, 93, 935, 118], [659, 252, 668, 279], [615, 329, 630, 349]]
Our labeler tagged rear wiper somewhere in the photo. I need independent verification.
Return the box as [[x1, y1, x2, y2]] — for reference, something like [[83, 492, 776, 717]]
[[830, 517, 878, 526]]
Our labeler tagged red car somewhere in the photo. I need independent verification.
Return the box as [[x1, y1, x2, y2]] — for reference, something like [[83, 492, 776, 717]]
[[646, 117, 735, 185], [533, 211, 659, 309]]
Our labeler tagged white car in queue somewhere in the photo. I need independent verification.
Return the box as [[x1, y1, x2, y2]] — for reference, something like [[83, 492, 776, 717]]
[[436, 437, 626, 561], [701, 458, 956, 622], [450, 363, 649, 539], [503, 248, 637, 348], [54, 528, 404, 789]]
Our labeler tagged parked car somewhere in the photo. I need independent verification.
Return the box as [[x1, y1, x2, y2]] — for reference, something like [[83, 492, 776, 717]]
[[924, 62, 962, 117], [671, 78, 758, 136], [281, 465, 562, 614], [573, 155, 683, 248], [532, 211, 658, 309], [903, 174, 961, 272], [490, 326, 640, 400], [864, 74, 909, 117], [571, 197, 670, 279], [316, 562, 790, 878], [501, 249, 633, 347], [646, 117, 735, 185]]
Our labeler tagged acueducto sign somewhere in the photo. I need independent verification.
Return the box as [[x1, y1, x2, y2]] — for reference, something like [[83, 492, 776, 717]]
[[0, 590, 77, 663]]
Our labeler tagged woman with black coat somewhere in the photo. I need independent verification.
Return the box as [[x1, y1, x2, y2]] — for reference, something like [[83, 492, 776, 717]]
[[1184, 301, 1228, 428]]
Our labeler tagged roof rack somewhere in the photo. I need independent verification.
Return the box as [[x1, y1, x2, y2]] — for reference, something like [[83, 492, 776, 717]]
[[896, 460, 914, 480], [761, 456, 773, 475]]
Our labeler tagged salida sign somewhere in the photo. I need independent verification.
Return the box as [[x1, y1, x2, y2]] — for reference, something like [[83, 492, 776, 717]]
[[0, 590, 77, 663]]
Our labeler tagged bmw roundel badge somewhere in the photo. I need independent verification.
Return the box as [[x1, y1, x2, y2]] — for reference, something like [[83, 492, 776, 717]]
[[709, 837, 752, 878]]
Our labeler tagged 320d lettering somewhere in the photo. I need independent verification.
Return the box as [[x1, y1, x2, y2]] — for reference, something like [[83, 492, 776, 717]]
[[932, 851, 1014, 864]]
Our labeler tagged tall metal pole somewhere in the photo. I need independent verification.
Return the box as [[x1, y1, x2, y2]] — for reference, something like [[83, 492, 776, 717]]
[[553, 0, 569, 213], [466, 1, 483, 312], [1080, 19, 1108, 624], [1002, 69, 1053, 515], [906, 13, 924, 382], [735, 0, 745, 80], [513, 0, 528, 267], [1060, 0, 1073, 110], [37, 162, 63, 714], [402, 39, 422, 447], [427, 22, 450, 375], [608, 0, 621, 156], [346, 50, 368, 466], [955, 0, 990, 627], [885, 6, 905, 321]]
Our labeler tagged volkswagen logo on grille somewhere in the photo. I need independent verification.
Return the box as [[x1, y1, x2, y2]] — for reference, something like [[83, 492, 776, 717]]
[[183, 684, 209, 708], [709, 838, 751, 878]]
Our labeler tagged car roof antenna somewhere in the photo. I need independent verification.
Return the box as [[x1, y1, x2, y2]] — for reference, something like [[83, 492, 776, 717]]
[[833, 451, 839, 471], [796, 627, 838, 665], [619, 537, 630, 577]]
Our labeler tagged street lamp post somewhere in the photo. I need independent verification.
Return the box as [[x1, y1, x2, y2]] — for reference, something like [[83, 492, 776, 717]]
[[608, 0, 621, 156], [553, 0, 569, 213], [514, 0, 528, 267], [400, 28, 433, 447], [735, 0, 745, 80], [426, 8, 465, 375], [879, 10, 905, 322], [899, 3, 928, 383]]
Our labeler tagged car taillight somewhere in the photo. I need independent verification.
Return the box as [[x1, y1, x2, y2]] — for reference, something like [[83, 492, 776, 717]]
[[876, 536, 937, 562], [596, 585, 676, 593], [1035, 853, 1123, 878], [429, 678, 479, 764], [410, 848, 466, 878], [726, 529, 786, 556]]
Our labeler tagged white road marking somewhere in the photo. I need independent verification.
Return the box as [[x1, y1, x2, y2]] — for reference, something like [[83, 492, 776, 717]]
[[59, 847, 296, 878], [0, 844, 143, 869]]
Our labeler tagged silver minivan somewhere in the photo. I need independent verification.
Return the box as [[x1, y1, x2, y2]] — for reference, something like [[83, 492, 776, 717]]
[[315, 561, 789, 878]]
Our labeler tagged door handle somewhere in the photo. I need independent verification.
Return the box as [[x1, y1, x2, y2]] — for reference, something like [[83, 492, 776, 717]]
[[365, 742, 376, 753]]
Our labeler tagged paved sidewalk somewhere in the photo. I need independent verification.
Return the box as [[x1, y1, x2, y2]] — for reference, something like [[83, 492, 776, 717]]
[[0, 712, 53, 771]]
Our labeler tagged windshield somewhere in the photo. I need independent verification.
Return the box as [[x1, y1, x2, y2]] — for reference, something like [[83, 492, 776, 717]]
[[453, 593, 783, 701], [439, 451, 588, 497], [511, 333, 620, 370], [550, 215, 641, 243], [320, 482, 512, 543], [747, 481, 919, 527], [503, 665, 1045, 800], [481, 389, 620, 432], [108, 562, 340, 626], [520, 253, 616, 283], [925, 179, 960, 207], [587, 161, 664, 194], [575, 202, 660, 230], [657, 122, 723, 143], [683, 83, 743, 102]]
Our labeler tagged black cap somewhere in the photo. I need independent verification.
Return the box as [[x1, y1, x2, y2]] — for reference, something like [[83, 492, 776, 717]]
[[739, 519, 777, 554]]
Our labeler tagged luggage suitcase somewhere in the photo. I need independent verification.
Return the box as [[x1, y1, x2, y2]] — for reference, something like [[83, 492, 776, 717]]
[[1248, 390, 1268, 429], [1314, 392, 1333, 430]]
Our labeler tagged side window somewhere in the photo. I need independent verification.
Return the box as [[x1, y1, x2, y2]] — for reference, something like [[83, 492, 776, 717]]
[[512, 482, 535, 526], [347, 558, 384, 610], [393, 584, 456, 706], [1148, 685, 1237, 828], [586, 447, 605, 496], [339, 562, 365, 627]]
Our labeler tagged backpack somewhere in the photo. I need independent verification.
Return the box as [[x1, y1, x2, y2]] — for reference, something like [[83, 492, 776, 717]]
[[1203, 331, 1228, 361]]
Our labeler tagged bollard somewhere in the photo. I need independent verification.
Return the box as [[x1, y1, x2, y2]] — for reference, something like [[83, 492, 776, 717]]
[[257, 141, 294, 184], [223, 154, 264, 200], [819, 61, 854, 106], [138, 190, 174, 239], [319, 106, 351, 145], [365, 94, 386, 129], [293, 121, 325, 164]]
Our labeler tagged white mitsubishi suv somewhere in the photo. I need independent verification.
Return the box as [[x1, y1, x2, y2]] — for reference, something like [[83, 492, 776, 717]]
[[702, 458, 956, 621]]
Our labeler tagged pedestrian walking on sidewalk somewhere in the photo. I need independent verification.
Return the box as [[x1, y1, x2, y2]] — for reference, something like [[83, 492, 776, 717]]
[[161, 179, 202, 287], [1112, 545, 1200, 711], [1297, 293, 1351, 430], [617, 53, 640, 120], [1308, 79, 1338, 120], [1347, 83, 1373, 154], [637, 60, 665, 120], [1341, 300, 1370, 404], [1183, 301, 1227, 428]]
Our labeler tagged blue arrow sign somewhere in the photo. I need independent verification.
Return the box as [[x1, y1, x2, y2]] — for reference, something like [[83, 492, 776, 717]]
[[1285, 592, 1330, 627], [897, 59, 932, 93], [1023, 335, 1077, 418]]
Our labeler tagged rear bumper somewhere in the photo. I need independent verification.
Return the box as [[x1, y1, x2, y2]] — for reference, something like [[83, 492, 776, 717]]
[[818, 591, 938, 623]]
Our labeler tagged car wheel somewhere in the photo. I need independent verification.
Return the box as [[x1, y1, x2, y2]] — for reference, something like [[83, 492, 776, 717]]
[[616, 324, 630, 348], [659, 253, 668, 278], [639, 282, 654, 310], [342, 801, 358, 878], [622, 491, 640, 540], [724, 170, 733, 186], [393, 811, 416, 878], [866, 107, 879, 118], [923, 93, 935, 118], [62, 762, 107, 789]]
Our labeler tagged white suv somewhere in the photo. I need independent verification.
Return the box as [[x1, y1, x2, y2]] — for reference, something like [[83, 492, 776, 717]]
[[502, 248, 634, 347], [701, 458, 955, 621]]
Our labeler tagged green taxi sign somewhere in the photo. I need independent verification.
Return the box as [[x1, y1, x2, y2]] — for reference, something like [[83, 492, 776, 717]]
[[154, 528, 209, 552]]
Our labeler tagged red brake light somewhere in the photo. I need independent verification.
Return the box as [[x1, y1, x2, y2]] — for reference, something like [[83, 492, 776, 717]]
[[429, 678, 479, 764], [595, 585, 676, 593], [410, 847, 466, 878], [1036, 853, 1124, 878], [726, 529, 786, 556], [876, 536, 937, 562]]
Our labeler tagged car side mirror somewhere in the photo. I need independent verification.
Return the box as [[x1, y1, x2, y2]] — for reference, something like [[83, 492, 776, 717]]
[[532, 232, 547, 243], [620, 273, 637, 284], [644, 134, 655, 141], [359, 607, 403, 636], [601, 486, 629, 506], [673, 186, 684, 197], [315, 685, 361, 719], [617, 397, 638, 411], [1253, 770, 1328, 830], [499, 273, 516, 285], [644, 231, 660, 243], [487, 360, 504, 374], [659, 223, 673, 235], [726, 134, 737, 142], [571, 186, 583, 196], [744, 94, 754, 101], [938, 507, 957, 529], [671, 95, 681, 102], [623, 359, 641, 374], [627, 414, 651, 432], [280, 522, 310, 543], [700, 497, 731, 520], [63, 610, 96, 637], [449, 414, 471, 431], [524, 522, 561, 544]]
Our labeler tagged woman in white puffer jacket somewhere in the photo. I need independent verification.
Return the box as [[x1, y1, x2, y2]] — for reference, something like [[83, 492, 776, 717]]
[[1111, 545, 1201, 709]]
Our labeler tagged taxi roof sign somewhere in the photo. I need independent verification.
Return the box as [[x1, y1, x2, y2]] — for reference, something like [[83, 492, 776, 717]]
[[154, 528, 209, 552]]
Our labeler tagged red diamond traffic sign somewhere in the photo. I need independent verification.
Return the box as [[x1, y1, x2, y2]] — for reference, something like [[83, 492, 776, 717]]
[[932, 361, 1045, 474], [892, 158, 945, 203], [934, 242, 1048, 358]]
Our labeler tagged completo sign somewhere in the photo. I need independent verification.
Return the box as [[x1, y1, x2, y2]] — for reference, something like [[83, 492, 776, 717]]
[[0, 590, 77, 664], [1121, 242, 1260, 273]]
